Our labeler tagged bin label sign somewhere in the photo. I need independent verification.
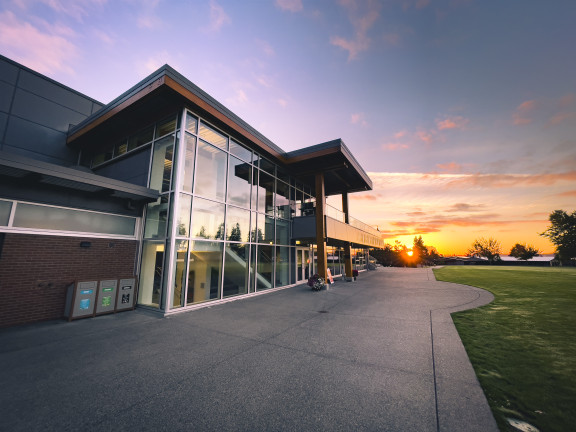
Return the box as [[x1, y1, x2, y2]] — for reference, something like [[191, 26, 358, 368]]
[[103, 287, 114, 293], [122, 294, 130, 304], [79, 299, 91, 310], [122, 286, 131, 290], [101, 296, 112, 307], [80, 289, 93, 295]]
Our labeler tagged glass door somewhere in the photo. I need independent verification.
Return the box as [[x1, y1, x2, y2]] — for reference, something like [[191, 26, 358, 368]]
[[295, 247, 311, 282]]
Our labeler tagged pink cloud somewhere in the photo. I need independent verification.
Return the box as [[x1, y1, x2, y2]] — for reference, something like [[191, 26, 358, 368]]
[[0, 11, 78, 75], [557, 93, 575, 109], [436, 115, 469, 130], [351, 112, 368, 126], [436, 162, 462, 173], [513, 100, 537, 125], [203, 0, 231, 32], [444, 171, 576, 189], [548, 111, 576, 126], [330, 0, 381, 61], [402, 0, 430, 10], [275, 0, 303, 12], [382, 142, 409, 151]]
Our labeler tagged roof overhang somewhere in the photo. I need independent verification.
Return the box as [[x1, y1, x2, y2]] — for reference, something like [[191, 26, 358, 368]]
[[66, 65, 372, 197], [284, 139, 372, 195], [0, 151, 159, 203]]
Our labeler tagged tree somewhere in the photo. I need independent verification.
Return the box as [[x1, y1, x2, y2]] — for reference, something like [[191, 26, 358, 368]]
[[467, 237, 502, 263], [540, 210, 576, 263], [412, 236, 429, 265], [509, 243, 541, 260]]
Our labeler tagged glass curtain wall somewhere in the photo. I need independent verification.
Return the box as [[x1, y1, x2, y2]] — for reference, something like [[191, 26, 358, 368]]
[[140, 108, 311, 312]]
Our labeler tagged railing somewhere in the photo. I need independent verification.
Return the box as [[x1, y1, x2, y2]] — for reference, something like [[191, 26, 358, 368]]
[[325, 204, 381, 237]]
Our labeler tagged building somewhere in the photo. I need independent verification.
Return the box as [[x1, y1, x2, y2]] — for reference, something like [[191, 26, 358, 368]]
[[0, 55, 384, 327]]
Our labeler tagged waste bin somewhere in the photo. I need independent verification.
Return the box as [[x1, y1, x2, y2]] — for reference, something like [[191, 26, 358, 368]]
[[95, 279, 118, 315], [64, 281, 97, 320]]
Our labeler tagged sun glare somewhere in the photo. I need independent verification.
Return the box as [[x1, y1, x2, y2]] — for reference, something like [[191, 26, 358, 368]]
[[407, 251, 414, 257]]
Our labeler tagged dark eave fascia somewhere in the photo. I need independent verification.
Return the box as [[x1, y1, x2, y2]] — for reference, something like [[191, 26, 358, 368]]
[[0, 151, 159, 202]]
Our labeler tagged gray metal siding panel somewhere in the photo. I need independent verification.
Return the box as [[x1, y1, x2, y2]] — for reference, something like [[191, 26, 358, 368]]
[[92, 148, 152, 187], [4, 117, 76, 165], [0, 81, 15, 113], [18, 70, 94, 116], [0, 58, 18, 85], [11, 88, 88, 133]]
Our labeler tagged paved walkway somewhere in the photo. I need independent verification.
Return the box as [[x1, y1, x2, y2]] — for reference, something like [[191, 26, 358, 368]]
[[0, 268, 498, 431]]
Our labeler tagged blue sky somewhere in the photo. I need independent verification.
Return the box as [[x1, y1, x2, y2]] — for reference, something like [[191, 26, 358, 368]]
[[1, 0, 575, 254]]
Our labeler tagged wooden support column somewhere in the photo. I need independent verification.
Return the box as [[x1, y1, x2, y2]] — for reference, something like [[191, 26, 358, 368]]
[[342, 191, 353, 279], [315, 172, 328, 281]]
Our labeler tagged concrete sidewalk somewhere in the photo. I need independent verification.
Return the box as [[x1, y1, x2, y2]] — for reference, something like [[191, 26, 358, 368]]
[[0, 268, 498, 431]]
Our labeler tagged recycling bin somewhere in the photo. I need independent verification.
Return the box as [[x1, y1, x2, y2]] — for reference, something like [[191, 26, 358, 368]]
[[64, 281, 97, 321], [115, 278, 136, 311], [95, 279, 118, 315]]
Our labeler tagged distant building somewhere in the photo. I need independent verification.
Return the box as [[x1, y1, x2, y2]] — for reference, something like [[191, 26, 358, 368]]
[[0, 55, 383, 327]]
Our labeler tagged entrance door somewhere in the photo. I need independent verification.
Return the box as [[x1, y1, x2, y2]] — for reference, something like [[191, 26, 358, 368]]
[[295, 247, 311, 282]]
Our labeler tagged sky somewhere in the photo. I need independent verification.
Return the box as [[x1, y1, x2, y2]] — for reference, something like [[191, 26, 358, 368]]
[[1, 0, 575, 255]]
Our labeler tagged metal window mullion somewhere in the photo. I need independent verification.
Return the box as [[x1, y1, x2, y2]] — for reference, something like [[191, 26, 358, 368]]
[[164, 109, 186, 311]]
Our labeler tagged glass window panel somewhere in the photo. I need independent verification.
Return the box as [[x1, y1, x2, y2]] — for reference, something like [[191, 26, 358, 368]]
[[223, 243, 249, 298], [144, 195, 169, 239], [251, 169, 259, 210], [195, 140, 227, 201], [276, 246, 290, 287], [257, 215, 274, 244], [128, 125, 154, 151], [302, 194, 315, 216], [138, 240, 165, 308], [170, 240, 188, 309], [186, 112, 198, 134], [227, 155, 252, 208], [259, 171, 275, 216], [0, 200, 12, 225], [156, 116, 177, 139], [182, 133, 196, 193], [198, 122, 227, 150], [254, 212, 264, 243], [276, 218, 289, 245], [149, 135, 174, 193], [229, 139, 251, 162], [277, 167, 290, 183], [191, 197, 225, 240], [187, 241, 223, 304], [275, 181, 291, 219], [226, 205, 251, 242], [256, 245, 274, 290], [13, 203, 135, 236], [290, 187, 301, 217], [176, 194, 192, 237], [114, 139, 128, 157], [259, 158, 275, 175], [92, 147, 113, 166]]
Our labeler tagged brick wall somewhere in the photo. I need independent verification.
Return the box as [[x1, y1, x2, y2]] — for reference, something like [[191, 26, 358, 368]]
[[0, 233, 138, 327]]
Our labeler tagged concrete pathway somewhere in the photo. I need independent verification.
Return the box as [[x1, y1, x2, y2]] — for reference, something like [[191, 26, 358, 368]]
[[0, 268, 498, 431]]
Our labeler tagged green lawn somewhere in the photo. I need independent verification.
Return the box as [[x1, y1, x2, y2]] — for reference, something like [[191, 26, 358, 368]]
[[433, 266, 576, 432]]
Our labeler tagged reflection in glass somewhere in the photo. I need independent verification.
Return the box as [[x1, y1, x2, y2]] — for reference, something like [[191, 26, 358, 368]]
[[259, 158, 275, 175], [13, 203, 135, 235], [223, 243, 249, 298], [186, 112, 198, 134], [176, 194, 192, 236], [276, 180, 291, 219], [227, 155, 252, 208], [256, 245, 274, 290], [276, 246, 290, 287], [276, 218, 289, 245], [258, 171, 275, 215], [114, 139, 128, 157], [198, 122, 227, 149], [149, 135, 174, 193], [170, 240, 188, 309], [191, 197, 225, 239], [255, 213, 274, 244], [156, 115, 177, 139], [226, 205, 251, 242], [195, 140, 227, 201], [138, 240, 165, 308], [291, 187, 301, 217], [128, 125, 154, 151], [187, 241, 223, 304], [182, 133, 196, 193], [0, 200, 12, 225], [144, 195, 169, 238], [229, 139, 251, 162]]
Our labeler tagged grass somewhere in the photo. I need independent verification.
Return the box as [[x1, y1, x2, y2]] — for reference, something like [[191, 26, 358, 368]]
[[433, 266, 576, 432]]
